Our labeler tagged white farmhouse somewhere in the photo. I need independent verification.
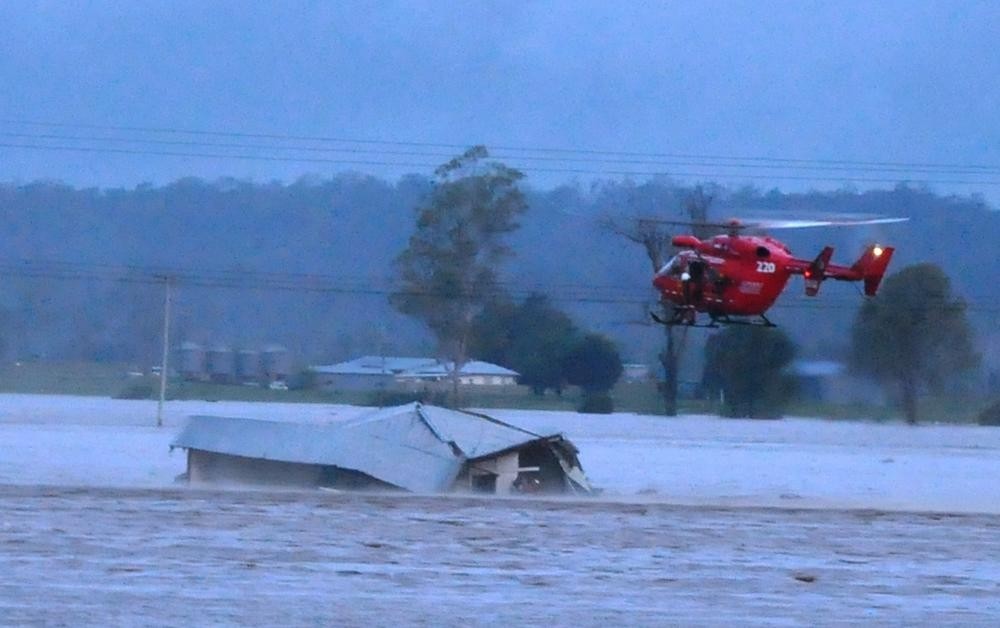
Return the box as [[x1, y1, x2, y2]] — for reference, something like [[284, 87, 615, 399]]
[[310, 356, 519, 392]]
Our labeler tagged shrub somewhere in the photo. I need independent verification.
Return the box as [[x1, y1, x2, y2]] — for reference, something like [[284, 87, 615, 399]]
[[115, 381, 155, 400], [978, 400, 1000, 426], [703, 327, 796, 419], [579, 392, 614, 414], [287, 368, 317, 391]]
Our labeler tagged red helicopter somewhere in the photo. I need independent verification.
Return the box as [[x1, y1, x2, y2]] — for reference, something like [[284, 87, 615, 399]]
[[651, 216, 907, 327]]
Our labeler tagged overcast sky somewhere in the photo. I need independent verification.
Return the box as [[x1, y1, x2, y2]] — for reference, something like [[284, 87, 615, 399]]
[[1, 0, 998, 201]]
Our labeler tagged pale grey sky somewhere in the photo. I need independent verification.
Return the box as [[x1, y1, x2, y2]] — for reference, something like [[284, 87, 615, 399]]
[[1, 1, 998, 200]]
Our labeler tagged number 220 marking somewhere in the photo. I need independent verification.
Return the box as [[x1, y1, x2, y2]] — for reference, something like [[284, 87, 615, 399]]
[[756, 261, 776, 273]]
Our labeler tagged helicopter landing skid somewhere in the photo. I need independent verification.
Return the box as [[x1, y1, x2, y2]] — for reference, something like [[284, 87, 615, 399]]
[[711, 314, 777, 328], [650, 310, 776, 328], [649, 309, 718, 328]]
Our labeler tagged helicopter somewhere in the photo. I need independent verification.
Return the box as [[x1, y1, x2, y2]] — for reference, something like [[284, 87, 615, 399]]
[[650, 216, 907, 327]]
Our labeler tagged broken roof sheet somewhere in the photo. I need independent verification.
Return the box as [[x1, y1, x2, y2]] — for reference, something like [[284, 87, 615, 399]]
[[345, 403, 554, 460]]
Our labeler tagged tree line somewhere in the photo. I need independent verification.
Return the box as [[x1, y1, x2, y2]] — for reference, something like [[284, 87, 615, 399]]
[[391, 147, 984, 421], [0, 149, 993, 420]]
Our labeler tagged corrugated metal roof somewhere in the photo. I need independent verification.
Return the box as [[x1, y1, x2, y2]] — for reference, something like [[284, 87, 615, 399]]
[[172, 403, 583, 493], [310, 357, 519, 378], [171, 413, 462, 492], [419, 405, 550, 459], [406, 361, 520, 378], [310, 356, 436, 375], [343, 403, 553, 460]]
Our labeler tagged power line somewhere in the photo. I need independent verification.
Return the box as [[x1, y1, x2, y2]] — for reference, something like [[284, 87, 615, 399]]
[[6, 118, 1000, 172], [4, 141, 1000, 187], [0, 142, 437, 171], [6, 256, 994, 300], [3, 119, 1000, 186], [1, 258, 997, 313], [3, 130, 1000, 178], [0, 258, 648, 296], [0, 263, 649, 303]]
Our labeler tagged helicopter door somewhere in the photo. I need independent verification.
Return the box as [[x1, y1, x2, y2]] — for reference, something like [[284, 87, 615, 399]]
[[686, 260, 706, 303], [688, 260, 705, 281]]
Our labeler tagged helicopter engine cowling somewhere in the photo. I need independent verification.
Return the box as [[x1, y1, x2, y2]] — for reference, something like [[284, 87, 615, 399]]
[[671, 235, 701, 249]]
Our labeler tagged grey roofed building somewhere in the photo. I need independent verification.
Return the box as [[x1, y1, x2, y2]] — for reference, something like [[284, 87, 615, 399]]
[[787, 359, 885, 404], [170, 402, 591, 495], [310, 356, 520, 391], [622, 363, 651, 382], [311, 356, 436, 376], [396, 360, 520, 385]]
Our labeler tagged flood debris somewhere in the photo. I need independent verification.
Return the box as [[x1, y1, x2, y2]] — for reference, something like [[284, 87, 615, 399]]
[[170, 402, 592, 495]]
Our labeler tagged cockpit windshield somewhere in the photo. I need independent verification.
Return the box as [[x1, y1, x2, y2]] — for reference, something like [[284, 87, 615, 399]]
[[657, 254, 687, 277]]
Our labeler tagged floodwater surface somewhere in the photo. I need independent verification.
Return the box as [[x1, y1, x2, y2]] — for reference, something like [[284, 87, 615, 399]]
[[2, 485, 999, 626], [4, 396, 1000, 625]]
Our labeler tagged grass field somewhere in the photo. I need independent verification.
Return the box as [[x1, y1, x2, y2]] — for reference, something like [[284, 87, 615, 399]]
[[0, 361, 142, 396], [0, 360, 990, 423]]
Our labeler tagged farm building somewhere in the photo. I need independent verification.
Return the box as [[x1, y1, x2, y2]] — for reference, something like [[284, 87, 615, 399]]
[[176, 342, 291, 386], [310, 356, 519, 392], [170, 402, 591, 495], [788, 359, 885, 404], [622, 363, 651, 382], [179, 341, 207, 381]]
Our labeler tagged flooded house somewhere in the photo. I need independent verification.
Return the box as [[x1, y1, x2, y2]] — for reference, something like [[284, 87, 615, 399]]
[[170, 403, 592, 495]]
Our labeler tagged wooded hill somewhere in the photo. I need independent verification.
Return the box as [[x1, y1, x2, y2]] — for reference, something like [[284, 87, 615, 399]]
[[0, 176, 996, 383]]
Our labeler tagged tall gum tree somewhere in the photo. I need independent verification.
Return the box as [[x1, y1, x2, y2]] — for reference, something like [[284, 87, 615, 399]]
[[603, 185, 714, 415], [850, 263, 979, 423], [392, 146, 527, 404]]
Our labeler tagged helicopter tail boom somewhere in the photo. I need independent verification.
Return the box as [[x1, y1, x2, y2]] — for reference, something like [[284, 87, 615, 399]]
[[790, 244, 895, 296]]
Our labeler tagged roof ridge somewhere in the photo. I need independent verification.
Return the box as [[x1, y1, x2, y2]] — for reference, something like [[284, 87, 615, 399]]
[[414, 403, 465, 458]]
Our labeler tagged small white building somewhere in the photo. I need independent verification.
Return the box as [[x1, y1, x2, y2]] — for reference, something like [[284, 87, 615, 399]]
[[397, 360, 520, 387]]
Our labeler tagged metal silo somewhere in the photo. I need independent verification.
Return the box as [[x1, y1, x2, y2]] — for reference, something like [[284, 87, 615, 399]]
[[206, 344, 235, 384], [235, 349, 262, 383], [261, 344, 291, 383], [179, 341, 206, 381]]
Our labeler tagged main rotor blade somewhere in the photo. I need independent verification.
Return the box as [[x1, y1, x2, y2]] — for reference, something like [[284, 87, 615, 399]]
[[637, 216, 908, 230], [636, 218, 742, 229], [750, 217, 909, 229]]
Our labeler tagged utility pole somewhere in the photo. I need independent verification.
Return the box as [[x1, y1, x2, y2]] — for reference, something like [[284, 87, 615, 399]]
[[156, 276, 173, 428]]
